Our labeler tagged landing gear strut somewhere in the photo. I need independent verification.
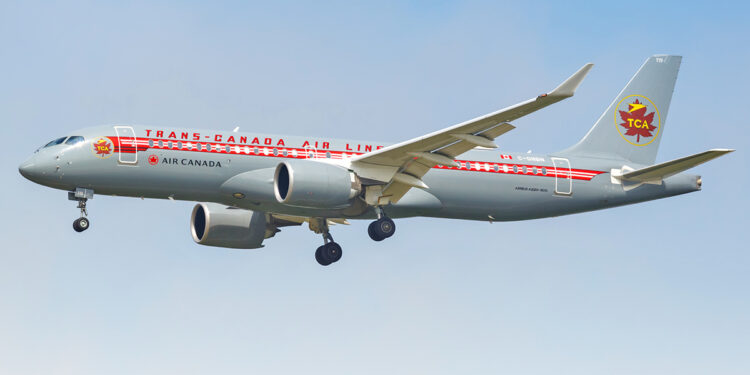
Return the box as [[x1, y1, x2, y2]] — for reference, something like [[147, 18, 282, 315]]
[[68, 188, 93, 233], [368, 207, 396, 241], [311, 219, 343, 266]]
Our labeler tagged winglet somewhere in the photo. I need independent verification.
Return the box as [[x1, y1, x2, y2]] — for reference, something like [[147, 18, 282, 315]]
[[547, 63, 594, 98]]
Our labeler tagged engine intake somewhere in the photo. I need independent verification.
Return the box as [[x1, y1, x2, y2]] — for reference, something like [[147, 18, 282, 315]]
[[273, 161, 361, 208], [190, 203, 273, 249]]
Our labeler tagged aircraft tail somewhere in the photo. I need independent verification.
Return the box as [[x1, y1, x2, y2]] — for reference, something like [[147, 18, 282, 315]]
[[562, 55, 681, 165]]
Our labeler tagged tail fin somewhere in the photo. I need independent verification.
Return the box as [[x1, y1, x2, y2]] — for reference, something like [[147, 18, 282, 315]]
[[563, 55, 681, 165]]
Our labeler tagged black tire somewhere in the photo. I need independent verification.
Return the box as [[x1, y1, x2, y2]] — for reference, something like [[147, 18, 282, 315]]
[[373, 217, 395, 239], [73, 217, 89, 232], [324, 242, 343, 263], [315, 246, 330, 266], [368, 221, 383, 241]]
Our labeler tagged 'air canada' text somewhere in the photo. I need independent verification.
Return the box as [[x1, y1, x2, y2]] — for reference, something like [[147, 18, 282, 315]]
[[162, 158, 222, 167]]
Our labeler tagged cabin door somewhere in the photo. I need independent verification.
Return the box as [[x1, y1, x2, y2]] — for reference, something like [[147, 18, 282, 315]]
[[114, 126, 138, 164], [551, 157, 572, 195]]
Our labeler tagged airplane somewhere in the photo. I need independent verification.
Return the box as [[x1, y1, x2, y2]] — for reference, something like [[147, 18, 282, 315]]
[[18, 55, 734, 266]]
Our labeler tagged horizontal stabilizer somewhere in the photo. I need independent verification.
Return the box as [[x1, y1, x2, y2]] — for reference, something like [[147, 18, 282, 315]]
[[617, 149, 734, 183]]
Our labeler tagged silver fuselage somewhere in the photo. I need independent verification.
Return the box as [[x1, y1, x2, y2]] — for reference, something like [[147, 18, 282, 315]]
[[19, 125, 701, 221]]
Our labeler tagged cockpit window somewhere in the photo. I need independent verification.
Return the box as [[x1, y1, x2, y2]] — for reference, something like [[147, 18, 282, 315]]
[[43, 137, 68, 148], [65, 136, 85, 145]]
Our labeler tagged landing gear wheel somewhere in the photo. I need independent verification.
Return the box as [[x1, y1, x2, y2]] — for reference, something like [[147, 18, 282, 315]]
[[325, 242, 343, 263], [311, 218, 344, 266], [315, 245, 329, 266], [369, 217, 395, 241], [73, 217, 90, 232], [368, 221, 384, 241], [315, 242, 342, 266]]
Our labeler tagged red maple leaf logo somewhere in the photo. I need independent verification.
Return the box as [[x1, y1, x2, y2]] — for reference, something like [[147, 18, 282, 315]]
[[148, 154, 159, 165], [619, 99, 656, 143], [93, 138, 112, 156]]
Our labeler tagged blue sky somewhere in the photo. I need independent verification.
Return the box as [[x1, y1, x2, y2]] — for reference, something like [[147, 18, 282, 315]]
[[1, 1, 748, 374]]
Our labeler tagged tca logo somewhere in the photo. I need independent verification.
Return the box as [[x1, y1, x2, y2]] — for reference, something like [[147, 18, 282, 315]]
[[615, 95, 661, 146]]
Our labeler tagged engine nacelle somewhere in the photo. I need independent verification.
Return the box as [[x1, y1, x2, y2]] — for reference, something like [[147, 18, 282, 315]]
[[273, 161, 361, 208], [190, 203, 273, 249]]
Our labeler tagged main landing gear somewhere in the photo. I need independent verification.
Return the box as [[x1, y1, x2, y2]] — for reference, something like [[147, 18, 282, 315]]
[[367, 207, 396, 241], [69, 188, 93, 233], [311, 219, 343, 266], [315, 234, 342, 266]]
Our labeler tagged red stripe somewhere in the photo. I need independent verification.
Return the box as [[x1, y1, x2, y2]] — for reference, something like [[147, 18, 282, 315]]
[[109, 136, 605, 181]]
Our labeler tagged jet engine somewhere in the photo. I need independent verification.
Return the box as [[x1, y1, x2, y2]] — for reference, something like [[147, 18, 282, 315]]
[[273, 161, 361, 208], [190, 202, 275, 249]]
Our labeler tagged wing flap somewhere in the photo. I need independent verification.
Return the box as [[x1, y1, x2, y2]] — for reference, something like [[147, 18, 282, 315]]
[[270, 214, 349, 226]]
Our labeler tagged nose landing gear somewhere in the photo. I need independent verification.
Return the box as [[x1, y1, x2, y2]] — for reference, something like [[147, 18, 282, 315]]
[[68, 188, 93, 233]]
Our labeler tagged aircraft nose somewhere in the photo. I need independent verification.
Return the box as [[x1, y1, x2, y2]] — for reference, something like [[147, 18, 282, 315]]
[[19, 160, 34, 179], [18, 157, 44, 182]]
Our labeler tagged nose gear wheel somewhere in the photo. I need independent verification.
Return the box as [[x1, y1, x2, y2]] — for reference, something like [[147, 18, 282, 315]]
[[73, 217, 90, 232]]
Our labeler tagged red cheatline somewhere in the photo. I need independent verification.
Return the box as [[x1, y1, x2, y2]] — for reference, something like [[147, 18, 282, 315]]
[[114, 136, 605, 181]]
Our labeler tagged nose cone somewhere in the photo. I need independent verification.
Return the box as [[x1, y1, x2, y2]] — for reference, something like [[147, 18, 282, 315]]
[[19, 156, 45, 183]]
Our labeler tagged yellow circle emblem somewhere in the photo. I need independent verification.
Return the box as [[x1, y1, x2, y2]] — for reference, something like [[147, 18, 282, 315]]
[[614, 94, 661, 146], [92, 137, 114, 159]]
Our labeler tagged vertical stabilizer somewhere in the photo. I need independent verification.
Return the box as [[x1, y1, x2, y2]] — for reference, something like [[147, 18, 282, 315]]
[[563, 55, 681, 165]]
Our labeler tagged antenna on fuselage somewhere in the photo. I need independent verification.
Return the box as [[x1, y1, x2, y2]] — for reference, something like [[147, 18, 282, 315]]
[[233, 126, 240, 132]]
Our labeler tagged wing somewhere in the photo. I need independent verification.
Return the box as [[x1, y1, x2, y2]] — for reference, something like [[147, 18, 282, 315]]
[[350, 62, 594, 203]]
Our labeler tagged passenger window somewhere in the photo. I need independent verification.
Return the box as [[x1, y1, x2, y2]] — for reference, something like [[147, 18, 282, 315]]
[[65, 136, 85, 145]]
